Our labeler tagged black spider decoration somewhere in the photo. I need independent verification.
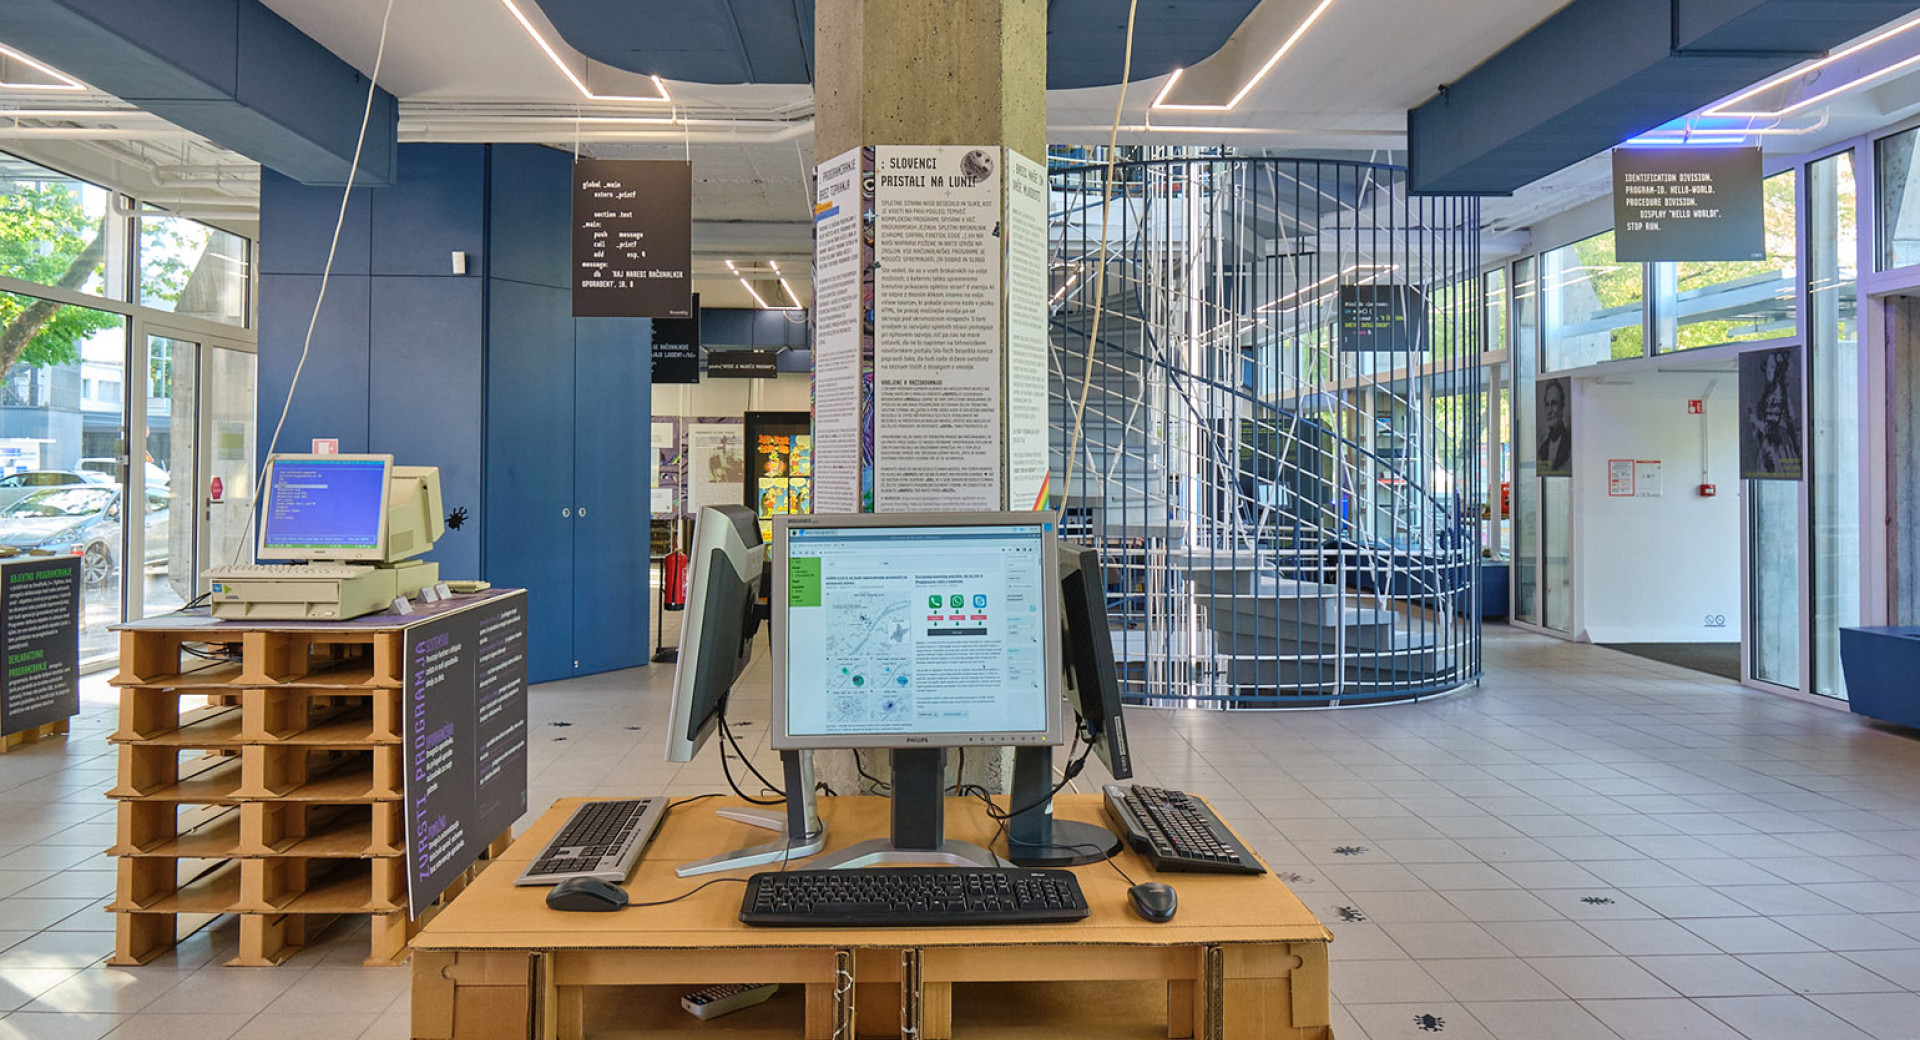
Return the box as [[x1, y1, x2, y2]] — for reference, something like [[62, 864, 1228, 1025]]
[[446, 506, 469, 531], [1581, 896, 1616, 906], [1336, 906, 1367, 922], [1332, 845, 1369, 856], [1413, 1012, 1445, 1032]]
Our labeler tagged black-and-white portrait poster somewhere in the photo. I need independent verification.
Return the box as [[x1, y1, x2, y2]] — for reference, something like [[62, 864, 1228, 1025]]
[[1740, 345, 1803, 480], [1536, 377, 1573, 477]]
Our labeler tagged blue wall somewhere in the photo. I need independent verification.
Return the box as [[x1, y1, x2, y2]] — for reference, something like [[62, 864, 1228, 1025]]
[[258, 143, 653, 682]]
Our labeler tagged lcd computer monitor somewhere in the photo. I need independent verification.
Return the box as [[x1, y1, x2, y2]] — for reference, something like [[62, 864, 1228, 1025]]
[[665, 505, 827, 877], [1060, 544, 1133, 781], [771, 512, 1065, 752], [257, 454, 393, 562], [665, 505, 763, 764]]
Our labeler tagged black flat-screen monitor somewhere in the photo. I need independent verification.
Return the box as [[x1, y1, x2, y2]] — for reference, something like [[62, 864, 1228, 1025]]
[[665, 505, 763, 763], [1061, 544, 1132, 780]]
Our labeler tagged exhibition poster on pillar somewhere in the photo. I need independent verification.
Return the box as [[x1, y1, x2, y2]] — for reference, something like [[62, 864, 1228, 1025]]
[[812, 147, 863, 514], [873, 145, 1004, 512], [1004, 150, 1051, 512]]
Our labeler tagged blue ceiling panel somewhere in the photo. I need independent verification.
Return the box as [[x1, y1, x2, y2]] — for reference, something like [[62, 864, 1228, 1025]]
[[1408, 0, 1916, 196], [532, 0, 1258, 87]]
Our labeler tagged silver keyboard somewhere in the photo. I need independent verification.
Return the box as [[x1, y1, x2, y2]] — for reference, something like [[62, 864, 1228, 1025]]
[[515, 797, 669, 886], [204, 562, 375, 580]]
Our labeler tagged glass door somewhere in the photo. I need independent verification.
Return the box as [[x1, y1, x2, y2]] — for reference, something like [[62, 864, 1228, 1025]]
[[132, 331, 256, 618]]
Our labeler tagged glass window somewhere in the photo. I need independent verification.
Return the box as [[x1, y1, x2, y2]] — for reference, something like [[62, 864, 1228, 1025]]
[[0, 152, 112, 299], [1876, 127, 1920, 269], [1543, 231, 1643, 370], [139, 211, 250, 326], [1512, 258, 1540, 623], [1750, 478, 1800, 687], [1661, 170, 1797, 351], [1810, 151, 1859, 699], [0, 290, 125, 667]]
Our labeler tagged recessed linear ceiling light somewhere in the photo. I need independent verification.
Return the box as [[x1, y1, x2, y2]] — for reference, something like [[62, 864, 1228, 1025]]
[[1708, 14, 1920, 118], [497, 0, 670, 103], [0, 44, 86, 91], [1150, 0, 1337, 112]]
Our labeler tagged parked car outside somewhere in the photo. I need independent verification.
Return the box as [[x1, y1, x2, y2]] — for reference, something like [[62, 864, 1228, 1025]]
[[0, 470, 111, 511], [78, 458, 171, 487], [0, 485, 170, 586]]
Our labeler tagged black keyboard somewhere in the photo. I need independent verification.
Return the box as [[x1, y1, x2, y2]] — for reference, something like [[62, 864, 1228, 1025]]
[[1104, 784, 1265, 875], [739, 867, 1090, 926]]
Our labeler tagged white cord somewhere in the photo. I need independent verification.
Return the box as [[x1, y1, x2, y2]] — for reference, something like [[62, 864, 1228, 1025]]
[[1058, 0, 1139, 521], [229, 0, 399, 565]]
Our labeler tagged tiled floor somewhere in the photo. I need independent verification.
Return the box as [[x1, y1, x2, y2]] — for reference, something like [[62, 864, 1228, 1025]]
[[1, 623, 1918, 1038]]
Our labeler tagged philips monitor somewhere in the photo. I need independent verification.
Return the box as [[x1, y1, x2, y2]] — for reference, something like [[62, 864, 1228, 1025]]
[[665, 505, 763, 764], [257, 454, 393, 562], [771, 512, 1065, 752], [1060, 544, 1133, 781]]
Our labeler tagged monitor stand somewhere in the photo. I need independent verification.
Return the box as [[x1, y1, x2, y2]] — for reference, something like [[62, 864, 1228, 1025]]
[[808, 748, 1003, 870], [1005, 744, 1122, 868], [674, 750, 829, 877]]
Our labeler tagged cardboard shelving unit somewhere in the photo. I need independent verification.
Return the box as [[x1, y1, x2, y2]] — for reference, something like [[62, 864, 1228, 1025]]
[[107, 624, 483, 968]]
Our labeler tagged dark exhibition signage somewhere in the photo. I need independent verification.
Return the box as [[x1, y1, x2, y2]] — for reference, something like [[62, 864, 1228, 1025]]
[[572, 158, 693, 319], [653, 292, 701, 385], [402, 592, 530, 916], [1612, 147, 1764, 262], [1338, 284, 1426, 352], [708, 350, 780, 378], [0, 555, 79, 736]]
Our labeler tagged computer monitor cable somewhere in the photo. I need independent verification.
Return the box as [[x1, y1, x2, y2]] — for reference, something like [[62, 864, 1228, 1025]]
[[227, 0, 397, 566]]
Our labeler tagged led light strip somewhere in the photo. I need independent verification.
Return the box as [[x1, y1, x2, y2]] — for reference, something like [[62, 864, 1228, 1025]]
[[1151, 0, 1336, 112], [497, 0, 671, 103], [1708, 15, 1920, 118], [0, 44, 86, 91]]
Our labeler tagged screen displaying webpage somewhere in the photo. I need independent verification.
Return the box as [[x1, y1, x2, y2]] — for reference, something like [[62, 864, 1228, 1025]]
[[784, 523, 1049, 739]]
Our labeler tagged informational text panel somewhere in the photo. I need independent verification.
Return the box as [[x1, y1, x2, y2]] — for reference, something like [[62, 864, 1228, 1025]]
[[0, 556, 78, 736], [812, 147, 864, 514], [1004, 149, 1051, 512]]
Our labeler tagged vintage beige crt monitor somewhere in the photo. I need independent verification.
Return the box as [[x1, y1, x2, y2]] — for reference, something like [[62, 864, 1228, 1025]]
[[205, 454, 445, 620]]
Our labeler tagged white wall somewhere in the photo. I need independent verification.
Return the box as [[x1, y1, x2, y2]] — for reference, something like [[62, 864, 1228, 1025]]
[[652, 372, 811, 419], [1572, 371, 1742, 643]]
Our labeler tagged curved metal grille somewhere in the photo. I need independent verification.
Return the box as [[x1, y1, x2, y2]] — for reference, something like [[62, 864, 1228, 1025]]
[[1048, 156, 1483, 707]]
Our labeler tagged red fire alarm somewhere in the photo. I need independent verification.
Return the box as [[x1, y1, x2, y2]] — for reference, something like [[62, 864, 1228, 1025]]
[[1687, 399, 1704, 415], [209, 476, 223, 502], [1699, 483, 1717, 497]]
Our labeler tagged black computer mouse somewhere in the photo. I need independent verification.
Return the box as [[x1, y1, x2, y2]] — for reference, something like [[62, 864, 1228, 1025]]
[[546, 876, 630, 912], [1127, 882, 1178, 923]]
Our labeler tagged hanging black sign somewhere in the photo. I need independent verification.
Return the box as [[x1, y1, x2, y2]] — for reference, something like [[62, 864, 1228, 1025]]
[[708, 350, 780, 378], [1740, 345, 1803, 480], [1613, 147, 1764, 262], [1338, 285, 1426, 352], [0, 555, 79, 737], [652, 292, 701, 384], [572, 158, 692, 318]]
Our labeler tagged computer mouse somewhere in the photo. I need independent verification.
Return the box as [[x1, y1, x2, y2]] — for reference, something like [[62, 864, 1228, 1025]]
[[546, 876, 630, 912], [1128, 881, 1178, 923]]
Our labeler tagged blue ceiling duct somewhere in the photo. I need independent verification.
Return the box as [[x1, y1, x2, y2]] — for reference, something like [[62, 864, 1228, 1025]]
[[1408, 0, 1916, 196], [0, 0, 396, 186], [530, 0, 1260, 88]]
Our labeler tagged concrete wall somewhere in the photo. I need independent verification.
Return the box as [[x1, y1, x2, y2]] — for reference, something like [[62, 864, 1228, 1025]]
[[1572, 370, 1742, 643]]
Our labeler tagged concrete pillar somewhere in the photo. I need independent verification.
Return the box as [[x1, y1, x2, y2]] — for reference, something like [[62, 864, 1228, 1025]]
[[807, 0, 1050, 795]]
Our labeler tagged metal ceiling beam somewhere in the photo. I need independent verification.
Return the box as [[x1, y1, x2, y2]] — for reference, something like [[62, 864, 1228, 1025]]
[[1407, 0, 1914, 196], [0, 0, 396, 186]]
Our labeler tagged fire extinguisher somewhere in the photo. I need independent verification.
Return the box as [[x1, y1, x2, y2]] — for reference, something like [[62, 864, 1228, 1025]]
[[662, 551, 690, 612], [653, 522, 689, 664]]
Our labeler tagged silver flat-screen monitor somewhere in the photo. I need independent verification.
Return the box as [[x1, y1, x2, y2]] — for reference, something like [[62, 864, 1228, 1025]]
[[665, 505, 763, 764]]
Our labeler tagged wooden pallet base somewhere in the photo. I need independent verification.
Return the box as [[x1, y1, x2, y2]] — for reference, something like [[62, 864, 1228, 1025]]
[[1, 718, 70, 753], [111, 835, 505, 968]]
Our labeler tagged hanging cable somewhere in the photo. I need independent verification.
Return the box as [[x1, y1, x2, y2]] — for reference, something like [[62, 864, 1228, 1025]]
[[228, 0, 398, 565]]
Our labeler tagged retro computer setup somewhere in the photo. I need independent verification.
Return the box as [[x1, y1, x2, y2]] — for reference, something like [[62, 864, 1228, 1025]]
[[521, 508, 1264, 925], [202, 453, 446, 621]]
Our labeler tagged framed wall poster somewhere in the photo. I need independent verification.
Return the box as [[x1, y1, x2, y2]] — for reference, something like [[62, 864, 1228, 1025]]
[[745, 411, 812, 542]]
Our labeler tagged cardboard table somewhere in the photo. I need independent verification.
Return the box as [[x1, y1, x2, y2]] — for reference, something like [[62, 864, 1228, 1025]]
[[410, 793, 1332, 1039]]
